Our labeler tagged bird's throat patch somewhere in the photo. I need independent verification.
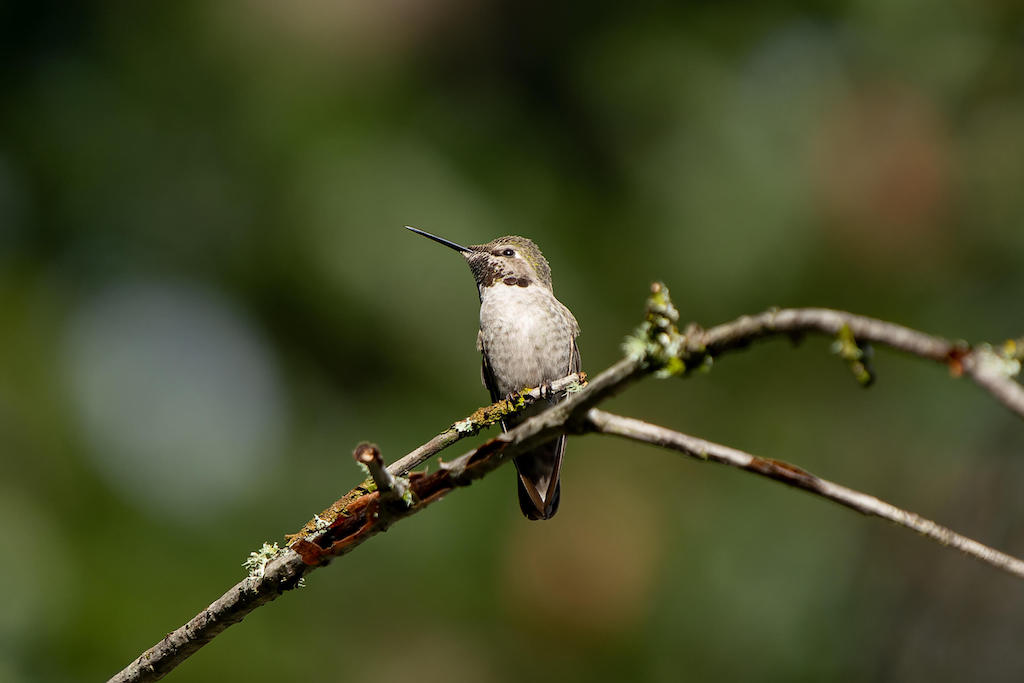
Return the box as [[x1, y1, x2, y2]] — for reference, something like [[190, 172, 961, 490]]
[[470, 256, 531, 289]]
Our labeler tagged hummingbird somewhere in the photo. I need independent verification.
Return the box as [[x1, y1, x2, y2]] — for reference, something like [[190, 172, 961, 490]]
[[406, 226, 581, 520]]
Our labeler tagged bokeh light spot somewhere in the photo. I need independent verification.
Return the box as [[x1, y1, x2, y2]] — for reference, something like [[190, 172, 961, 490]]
[[63, 280, 287, 522]]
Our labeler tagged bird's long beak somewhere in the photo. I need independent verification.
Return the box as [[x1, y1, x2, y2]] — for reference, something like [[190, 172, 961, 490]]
[[405, 226, 472, 253]]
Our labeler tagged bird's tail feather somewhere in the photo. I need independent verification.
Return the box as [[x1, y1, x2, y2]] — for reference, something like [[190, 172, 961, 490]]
[[514, 435, 564, 520]]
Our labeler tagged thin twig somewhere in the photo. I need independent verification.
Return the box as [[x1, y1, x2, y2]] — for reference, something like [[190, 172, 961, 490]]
[[691, 307, 1024, 420], [386, 371, 588, 476], [353, 442, 407, 506], [699, 307, 956, 361], [282, 371, 590, 544], [585, 409, 1024, 579]]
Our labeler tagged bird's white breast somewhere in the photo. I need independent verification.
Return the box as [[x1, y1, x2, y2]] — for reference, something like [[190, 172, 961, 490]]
[[478, 282, 578, 395]]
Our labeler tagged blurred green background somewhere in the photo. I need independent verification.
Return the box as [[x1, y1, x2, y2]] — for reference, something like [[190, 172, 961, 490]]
[[3, 1, 1024, 681]]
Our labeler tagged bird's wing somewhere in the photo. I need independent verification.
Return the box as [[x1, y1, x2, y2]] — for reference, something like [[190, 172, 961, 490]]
[[478, 333, 507, 434], [569, 334, 581, 376], [537, 336, 580, 506]]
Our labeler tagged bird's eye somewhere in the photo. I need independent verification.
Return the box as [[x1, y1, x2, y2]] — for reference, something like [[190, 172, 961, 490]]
[[501, 248, 515, 257]]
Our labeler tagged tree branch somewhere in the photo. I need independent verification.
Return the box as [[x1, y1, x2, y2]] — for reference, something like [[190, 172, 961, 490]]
[[109, 372, 594, 683], [108, 286, 1024, 682], [584, 408, 1024, 579], [689, 307, 1024, 419], [385, 370, 588, 477]]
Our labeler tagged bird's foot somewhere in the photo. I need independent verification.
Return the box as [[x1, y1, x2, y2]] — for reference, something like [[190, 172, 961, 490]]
[[538, 381, 554, 400]]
